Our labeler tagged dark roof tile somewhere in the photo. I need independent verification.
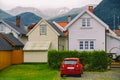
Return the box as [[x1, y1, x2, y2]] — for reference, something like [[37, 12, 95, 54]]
[[2, 34, 24, 47], [3, 20, 27, 35], [0, 37, 13, 50]]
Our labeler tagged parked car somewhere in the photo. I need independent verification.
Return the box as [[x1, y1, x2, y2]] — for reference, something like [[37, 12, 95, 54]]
[[60, 58, 83, 77]]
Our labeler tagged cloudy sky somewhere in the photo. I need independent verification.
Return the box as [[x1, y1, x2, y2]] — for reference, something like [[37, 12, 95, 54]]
[[0, 0, 102, 10]]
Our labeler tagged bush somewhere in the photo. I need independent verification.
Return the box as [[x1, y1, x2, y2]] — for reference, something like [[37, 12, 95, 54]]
[[48, 50, 109, 71], [88, 51, 109, 71]]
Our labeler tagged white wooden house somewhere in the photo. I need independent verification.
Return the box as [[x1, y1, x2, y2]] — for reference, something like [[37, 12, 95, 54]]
[[65, 10, 120, 54], [23, 19, 68, 63], [0, 20, 27, 44]]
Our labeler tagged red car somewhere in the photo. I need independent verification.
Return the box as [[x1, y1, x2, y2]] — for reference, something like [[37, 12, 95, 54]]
[[60, 58, 83, 77]]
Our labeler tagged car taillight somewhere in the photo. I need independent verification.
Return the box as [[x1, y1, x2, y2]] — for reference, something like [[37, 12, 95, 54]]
[[76, 64, 78, 67], [62, 65, 64, 68], [76, 64, 80, 70]]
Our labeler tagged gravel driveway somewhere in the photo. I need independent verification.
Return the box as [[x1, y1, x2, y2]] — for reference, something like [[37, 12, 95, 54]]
[[60, 68, 120, 80]]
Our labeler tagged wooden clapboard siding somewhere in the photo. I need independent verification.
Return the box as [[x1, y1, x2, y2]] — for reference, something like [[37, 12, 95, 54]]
[[0, 51, 12, 70], [0, 50, 24, 70], [12, 50, 23, 64]]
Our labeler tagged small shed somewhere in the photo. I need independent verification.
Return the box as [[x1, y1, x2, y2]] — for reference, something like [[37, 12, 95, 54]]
[[23, 41, 51, 63]]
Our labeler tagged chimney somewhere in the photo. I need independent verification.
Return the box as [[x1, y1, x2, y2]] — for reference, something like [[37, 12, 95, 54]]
[[16, 16, 20, 27], [88, 6, 94, 13], [68, 15, 71, 23]]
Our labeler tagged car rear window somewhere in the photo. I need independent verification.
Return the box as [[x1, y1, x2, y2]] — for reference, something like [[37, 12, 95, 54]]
[[64, 60, 77, 64]]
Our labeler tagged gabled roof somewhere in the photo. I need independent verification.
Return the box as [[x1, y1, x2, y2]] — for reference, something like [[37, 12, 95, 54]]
[[53, 21, 69, 36], [65, 10, 109, 30], [56, 22, 68, 28], [53, 21, 65, 31], [0, 37, 13, 50], [0, 33, 24, 47], [47, 21, 65, 36], [2, 20, 27, 35], [3, 34, 24, 46], [27, 23, 37, 32], [27, 19, 65, 37], [115, 29, 120, 36]]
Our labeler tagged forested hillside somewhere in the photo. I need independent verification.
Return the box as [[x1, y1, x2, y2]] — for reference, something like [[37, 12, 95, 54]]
[[94, 0, 120, 30]]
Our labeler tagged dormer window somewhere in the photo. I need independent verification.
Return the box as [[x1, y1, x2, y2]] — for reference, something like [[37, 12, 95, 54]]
[[40, 25, 46, 35], [82, 18, 91, 27]]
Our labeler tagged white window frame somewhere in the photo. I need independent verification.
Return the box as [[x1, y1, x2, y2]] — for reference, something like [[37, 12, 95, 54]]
[[82, 18, 91, 27], [0, 24, 5, 32], [87, 18, 90, 26], [79, 40, 94, 50], [82, 18, 86, 27], [40, 25, 46, 35], [90, 41, 94, 49], [80, 41, 83, 49]]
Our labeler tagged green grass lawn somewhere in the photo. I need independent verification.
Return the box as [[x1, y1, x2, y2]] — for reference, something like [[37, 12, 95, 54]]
[[0, 63, 64, 80]]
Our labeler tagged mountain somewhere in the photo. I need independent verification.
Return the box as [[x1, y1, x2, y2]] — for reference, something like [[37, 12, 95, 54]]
[[7, 6, 45, 18], [41, 7, 70, 19], [0, 9, 12, 19], [94, 0, 120, 30], [7, 7, 70, 19], [50, 4, 96, 22], [6, 12, 42, 28]]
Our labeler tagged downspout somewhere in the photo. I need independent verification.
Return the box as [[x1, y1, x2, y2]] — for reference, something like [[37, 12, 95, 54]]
[[105, 29, 107, 52], [68, 33, 69, 50], [58, 36, 59, 50]]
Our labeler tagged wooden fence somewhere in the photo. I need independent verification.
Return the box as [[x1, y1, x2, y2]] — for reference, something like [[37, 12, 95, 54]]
[[0, 50, 23, 70]]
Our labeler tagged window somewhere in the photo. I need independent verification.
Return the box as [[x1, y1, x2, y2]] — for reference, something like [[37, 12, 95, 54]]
[[87, 18, 90, 26], [59, 45, 64, 50], [40, 25, 46, 35], [85, 41, 88, 49], [0, 24, 4, 32], [82, 18, 91, 27], [80, 41, 83, 49], [64, 60, 77, 64], [79, 40, 94, 50], [90, 41, 94, 49], [82, 19, 86, 26]]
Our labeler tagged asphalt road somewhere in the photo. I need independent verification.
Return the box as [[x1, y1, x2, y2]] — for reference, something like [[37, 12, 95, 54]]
[[61, 68, 120, 80]]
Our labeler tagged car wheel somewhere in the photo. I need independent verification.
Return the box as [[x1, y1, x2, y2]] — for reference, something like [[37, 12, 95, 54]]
[[77, 74, 81, 77], [81, 69, 83, 74], [61, 74, 63, 77]]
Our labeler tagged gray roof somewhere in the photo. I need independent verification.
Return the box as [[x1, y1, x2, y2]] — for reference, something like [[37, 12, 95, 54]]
[[2, 34, 24, 47], [0, 37, 13, 50], [3, 20, 27, 35], [47, 21, 65, 36]]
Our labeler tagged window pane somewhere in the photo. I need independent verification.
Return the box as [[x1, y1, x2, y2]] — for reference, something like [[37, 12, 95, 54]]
[[64, 60, 77, 64], [40, 25, 46, 35], [87, 18, 90, 26], [0, 24, 4, 32], [85, 41, 88, 49], [80, 41, 83, 49], [82, 19, 86, 26], [90, 41, 94, 49]]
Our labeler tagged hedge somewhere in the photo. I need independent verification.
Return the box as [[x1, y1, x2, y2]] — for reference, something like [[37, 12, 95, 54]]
[[48, 50, 109, 71]]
